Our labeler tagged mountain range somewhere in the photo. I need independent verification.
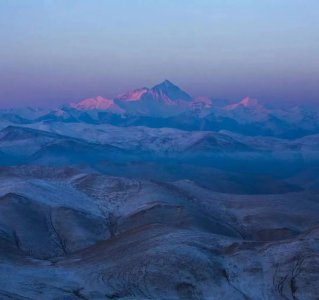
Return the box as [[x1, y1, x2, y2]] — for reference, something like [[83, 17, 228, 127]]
[[1, 80, 319, 138]]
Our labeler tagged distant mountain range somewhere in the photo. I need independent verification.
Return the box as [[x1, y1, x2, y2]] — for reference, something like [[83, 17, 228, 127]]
[[1, 80, 318, 138], [0, 122, 318, 185]]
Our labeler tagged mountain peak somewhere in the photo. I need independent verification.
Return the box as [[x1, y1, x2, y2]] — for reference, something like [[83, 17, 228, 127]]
[[151, 80, 192, 101], [117, 88, 149, 101], [70, 96, 113, 110], [152, 80, 180, 91], [69, 96, 124, 113], [240, 97, 259, 107], [224, 97, 262, 111], [156, 79, 176, 87]]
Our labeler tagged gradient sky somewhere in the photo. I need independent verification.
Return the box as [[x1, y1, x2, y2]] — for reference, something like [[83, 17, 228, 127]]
[[0, 0, 318, 108]]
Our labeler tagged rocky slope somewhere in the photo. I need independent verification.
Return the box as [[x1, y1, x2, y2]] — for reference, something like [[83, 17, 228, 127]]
[[0, 166, 318, 299]]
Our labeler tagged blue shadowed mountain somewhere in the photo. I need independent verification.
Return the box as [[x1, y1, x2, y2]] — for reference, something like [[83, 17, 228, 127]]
[[150, 80, 193, 102]]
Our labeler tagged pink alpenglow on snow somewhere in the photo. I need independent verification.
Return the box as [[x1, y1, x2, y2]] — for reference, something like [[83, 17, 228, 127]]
[[117, 88, 149, 101], [70, 96, 124, 113], [223, 97, 268, 113]]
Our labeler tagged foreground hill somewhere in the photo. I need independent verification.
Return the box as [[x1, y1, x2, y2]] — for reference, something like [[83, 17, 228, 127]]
[[0, 166, 318, 299]]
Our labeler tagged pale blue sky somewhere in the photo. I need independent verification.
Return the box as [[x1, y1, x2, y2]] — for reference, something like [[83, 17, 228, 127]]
[[0, 0, 318, 107]]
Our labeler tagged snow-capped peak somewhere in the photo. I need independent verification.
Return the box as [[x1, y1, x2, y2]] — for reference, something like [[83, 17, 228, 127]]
[[70, 96, 115, 110], [224, 97, 261, 111], [150, 80, 193, 101], [116, 88, 149, 101], [240, 97, 259, 107]]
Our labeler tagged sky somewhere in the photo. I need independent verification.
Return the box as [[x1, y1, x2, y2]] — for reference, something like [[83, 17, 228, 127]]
[[0, 0, 318, 108]]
